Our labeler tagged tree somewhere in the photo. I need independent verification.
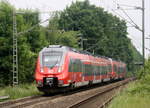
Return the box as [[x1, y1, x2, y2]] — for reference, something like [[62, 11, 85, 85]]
[[0, 1, 14, 86], [0, 1, 49, 85], [16, 10, 48, 83], [57, 0, 142, 71], [47, 13, 80, 48]]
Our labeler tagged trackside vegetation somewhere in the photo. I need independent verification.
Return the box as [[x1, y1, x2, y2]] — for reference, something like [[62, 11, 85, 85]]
[[108, 59, 150, 108], [0, 83, 42, 101]]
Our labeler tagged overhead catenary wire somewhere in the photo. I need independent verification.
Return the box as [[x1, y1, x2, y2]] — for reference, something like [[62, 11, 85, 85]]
[[112, 9, 143, 32], [119, 6, 142, 31], [118, 3, 142, 10], [112, 0, 147, 68], [111, 9, 136, 27], [16, 10, 58, 36], [17, 18, 49, 36], [112, 1, 142, 32], [112, 0, 141, 9]]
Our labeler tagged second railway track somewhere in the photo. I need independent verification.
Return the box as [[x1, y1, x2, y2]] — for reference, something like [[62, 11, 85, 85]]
[[0, 94, 61, 108]]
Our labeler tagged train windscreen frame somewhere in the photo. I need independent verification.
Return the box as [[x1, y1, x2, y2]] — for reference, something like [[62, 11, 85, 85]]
[[42, 51, 63, 68]]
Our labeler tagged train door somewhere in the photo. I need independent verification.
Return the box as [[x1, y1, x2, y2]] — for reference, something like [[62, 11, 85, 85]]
[[99, 64, 102, 80], [72, 59, 76, 83], [93, 65, 97, 81], [113, 64, 117, 79], [106, 63, 109, 79], [89, 57, 93, 81], [81, 60, 85, 82], [69, 58, 76, 83]]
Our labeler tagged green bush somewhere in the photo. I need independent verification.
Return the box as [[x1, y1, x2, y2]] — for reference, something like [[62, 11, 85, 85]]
[[0, 83, 42, 100], [108, 58, 150, 108], [108, 82, 150, 108]]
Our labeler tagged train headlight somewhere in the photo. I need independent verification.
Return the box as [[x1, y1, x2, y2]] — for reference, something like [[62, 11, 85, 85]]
[[41, 69, 44, 73], [58, 67, 62, 73]]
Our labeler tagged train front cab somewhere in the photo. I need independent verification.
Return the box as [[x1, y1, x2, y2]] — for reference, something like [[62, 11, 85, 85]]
[[35, 46, 71, 93]]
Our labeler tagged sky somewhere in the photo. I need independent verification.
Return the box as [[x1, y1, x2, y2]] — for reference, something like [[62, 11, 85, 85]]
[[6, 0, 150, 58]]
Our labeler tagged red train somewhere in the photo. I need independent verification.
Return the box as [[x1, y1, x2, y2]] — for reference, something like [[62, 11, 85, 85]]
[[35, 45, 126, 93]]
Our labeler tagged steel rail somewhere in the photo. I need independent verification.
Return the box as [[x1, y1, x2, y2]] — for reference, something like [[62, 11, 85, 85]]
[[68, 78, 134, 108], [0, 94, 61, 108]]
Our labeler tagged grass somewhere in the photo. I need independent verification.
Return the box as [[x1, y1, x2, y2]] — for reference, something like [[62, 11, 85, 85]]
[[108, 81, 150, 108], [0, 83, 42, 101]]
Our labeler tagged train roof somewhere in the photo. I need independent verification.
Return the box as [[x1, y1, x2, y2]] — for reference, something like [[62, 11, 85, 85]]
[[44, 45, 125, 64]]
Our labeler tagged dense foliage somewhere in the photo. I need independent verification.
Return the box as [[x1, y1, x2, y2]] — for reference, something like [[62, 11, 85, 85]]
[[0, 2, 48, 86], [57, 0, 142, 71], [0, 1, 142, 86]]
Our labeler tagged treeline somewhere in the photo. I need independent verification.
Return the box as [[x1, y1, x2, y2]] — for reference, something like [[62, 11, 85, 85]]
[[0, 0, 142, 86]]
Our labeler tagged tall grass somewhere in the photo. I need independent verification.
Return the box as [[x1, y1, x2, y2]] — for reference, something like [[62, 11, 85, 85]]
[[0, 83, 42, 101], [108, 82, 150, 108], [108, 59, 150, 108]]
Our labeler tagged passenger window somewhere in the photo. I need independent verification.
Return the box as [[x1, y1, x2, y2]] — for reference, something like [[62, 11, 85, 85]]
[[69, 58, 82, 72]]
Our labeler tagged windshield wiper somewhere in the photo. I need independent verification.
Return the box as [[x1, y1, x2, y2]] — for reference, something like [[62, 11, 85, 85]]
[[49, 59, 59, 69]]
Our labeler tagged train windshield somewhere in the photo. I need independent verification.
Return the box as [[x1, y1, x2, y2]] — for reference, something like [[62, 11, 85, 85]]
[[42, 51, 62, 68]]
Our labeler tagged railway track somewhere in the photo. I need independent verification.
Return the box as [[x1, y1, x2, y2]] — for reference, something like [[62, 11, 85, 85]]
[[0, 94, 62, 108], [0, 78, 134, 108], [68, 78, 134, 108]]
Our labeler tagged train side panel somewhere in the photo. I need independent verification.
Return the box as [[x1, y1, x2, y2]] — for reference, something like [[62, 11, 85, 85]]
[[35, 45, 127, 93]]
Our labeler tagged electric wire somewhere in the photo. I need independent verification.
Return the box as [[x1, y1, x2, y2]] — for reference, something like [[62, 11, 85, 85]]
[[119, 7, 142, 31], [111, 9, 135, 27], [112, 1, 142, 32]]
